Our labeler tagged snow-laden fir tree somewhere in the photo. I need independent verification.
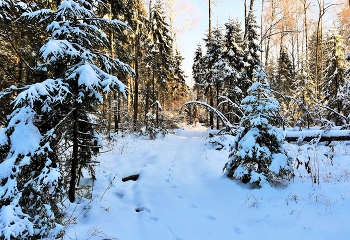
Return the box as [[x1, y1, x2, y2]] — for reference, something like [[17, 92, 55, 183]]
[[340, 34, 350, 127], [223, 18, 245, 123], [292, 60, 315, 129], [148, 0, 173, 87], [168, 50, 188, 110], [192, 43, 206, 101], [204, 27, 231, 128], [276, 45, 295, 96], [269, 45, 296, 126], [241, 10, 262, 92], [173, 50, 187, 86], [223, 19, 244, 106], [0, 0, 133, 238], [322, 30, 347, 126], [144, 0, 173, 129], [223, 68, 293, 188]]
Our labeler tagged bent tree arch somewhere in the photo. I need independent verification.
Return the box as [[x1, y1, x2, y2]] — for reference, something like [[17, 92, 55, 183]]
[[181, 100, 233, 129]]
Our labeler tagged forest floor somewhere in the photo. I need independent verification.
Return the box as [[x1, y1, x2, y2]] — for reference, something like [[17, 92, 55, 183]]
[[63, 124, 350, 240]]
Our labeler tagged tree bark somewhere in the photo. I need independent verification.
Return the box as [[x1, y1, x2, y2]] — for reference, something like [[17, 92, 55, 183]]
[[133, 34, 139, 131], [209, 0, 212, 38], [216, 82, 220, 129], [149, 0, 152, 19], [208, 0, 214, 129], [244, 0, 247, 38], [69, 84, 79, 203]]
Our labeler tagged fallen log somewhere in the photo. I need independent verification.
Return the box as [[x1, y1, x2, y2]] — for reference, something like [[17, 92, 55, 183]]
[[284, 130, 350, 142]]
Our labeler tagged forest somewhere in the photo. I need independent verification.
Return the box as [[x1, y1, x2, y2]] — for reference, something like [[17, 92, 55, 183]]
[[0, 0, 349, 239]]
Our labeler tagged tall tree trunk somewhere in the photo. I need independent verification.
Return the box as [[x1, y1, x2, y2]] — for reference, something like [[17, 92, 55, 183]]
[[208, 0, 214, 129], [209, 87, 214, 129], [109, 5, 116, 133], [302, 0, 309, 65], [209, 0, 212, 37], [149, 0, 152, 19], [216, 82, 220, 129], [114, 92, 120, 133], [69, 83, 79, 203], [260, 0, 264, 63], [244, 0, 247, 38], [133, 34, 139, 131], [244, 0, 255, 37], [145, 89, 149, 129], [108, 93, 112, 134], [264, 0, 275, 67], [249, 0, 255, 11]]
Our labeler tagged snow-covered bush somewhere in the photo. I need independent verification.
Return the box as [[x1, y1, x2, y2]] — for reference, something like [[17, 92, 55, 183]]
[[223, 68, 293, 188], [0, 107, 64, 239]]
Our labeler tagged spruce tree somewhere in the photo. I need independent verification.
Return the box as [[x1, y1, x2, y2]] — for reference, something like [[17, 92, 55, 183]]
[[292, 60, 316, 129], [0, 0, 133, 238], [192, 43, 206, 101], [204, 27, 229, 128], [277, 46, 295, 96], [145, 0, 174, 128], [223, 18, 245, 122], [223, 68, 293, 188], [322, 31, 347, 125], [241, 10, 263, 92]]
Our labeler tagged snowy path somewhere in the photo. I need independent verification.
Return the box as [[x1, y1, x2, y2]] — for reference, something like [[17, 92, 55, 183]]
[[64, 125, 350, 240]]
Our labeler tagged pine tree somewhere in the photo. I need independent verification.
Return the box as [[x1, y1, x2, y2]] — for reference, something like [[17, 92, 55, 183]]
[[169, 50, 188, 110], [322, 31, 347, 125], [192, 43, 206, 101], [0, 0, 133, 238], [173, 50, 187, 85], [277, 46, 295, 95], [204, 27, 229, 128], [126, 0, 149, 130], [144, 0, 174, 129], [223, 18, 245, 122], [292, 61, 315, 129], [223, 68, 293, 188], [309, 29, 325, 100], [241, 10, 263, 91], [0, 0, 47, 124], [149, 0, 173, 84]]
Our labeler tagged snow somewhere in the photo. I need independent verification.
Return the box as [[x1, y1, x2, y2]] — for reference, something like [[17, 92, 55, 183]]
[[0, 128, 7, 146], [64, 124, 350, 240], [7, 107, 42, 157], [269, 153, 289, 174], [285, 129, 350, 138], [0, 199, 34, 239], [75, 64, 100, 88]]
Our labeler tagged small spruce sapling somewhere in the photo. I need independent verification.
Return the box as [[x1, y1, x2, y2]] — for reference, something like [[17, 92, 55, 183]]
[[223, 68, 293, 188]]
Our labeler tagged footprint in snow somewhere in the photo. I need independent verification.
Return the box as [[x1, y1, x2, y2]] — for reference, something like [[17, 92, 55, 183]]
[[135, 207, 151, 213], [149, 217, 159, 222], [189, 203, 197, 208], [206, 215, 216, 221], [113, 192, 124, 199], [234, 227, 243, 234]]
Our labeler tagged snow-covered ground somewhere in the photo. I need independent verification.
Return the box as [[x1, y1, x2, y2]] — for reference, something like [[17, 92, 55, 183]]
[[63, 124, 350, 240]]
